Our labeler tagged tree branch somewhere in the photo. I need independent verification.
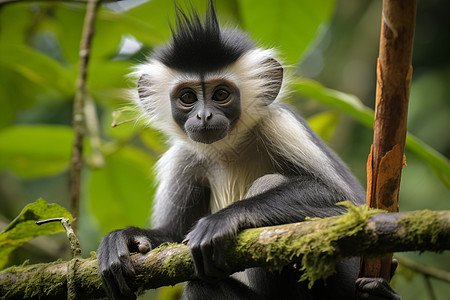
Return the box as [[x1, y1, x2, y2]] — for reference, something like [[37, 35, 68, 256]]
[[396, 254, 450, 284], [1, 206, 449, 299]]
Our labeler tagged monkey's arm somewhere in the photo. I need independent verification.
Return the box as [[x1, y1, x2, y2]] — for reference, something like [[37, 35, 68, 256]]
[[185, 175, 349, 281], [186, 175, 401, 300], [98, 159, 210, 299]]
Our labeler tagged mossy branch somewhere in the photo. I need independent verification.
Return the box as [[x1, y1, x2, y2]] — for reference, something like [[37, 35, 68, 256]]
[[1, 205, 450, 299]]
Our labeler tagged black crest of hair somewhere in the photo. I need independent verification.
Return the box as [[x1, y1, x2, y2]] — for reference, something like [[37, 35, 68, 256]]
[[153, 1, 255, 73]]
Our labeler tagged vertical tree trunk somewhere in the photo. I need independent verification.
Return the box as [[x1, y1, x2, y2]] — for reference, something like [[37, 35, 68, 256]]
[[361, 0, 417, 280]]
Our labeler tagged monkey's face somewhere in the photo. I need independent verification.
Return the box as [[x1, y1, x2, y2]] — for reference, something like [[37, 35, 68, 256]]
[[170, 78, 241, 144]]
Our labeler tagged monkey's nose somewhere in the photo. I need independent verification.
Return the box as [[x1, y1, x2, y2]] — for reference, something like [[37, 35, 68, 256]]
[[196, 111, 213, 122]]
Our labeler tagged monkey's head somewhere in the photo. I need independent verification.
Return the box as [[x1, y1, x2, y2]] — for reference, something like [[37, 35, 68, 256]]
[[134, 1, 284, 145]]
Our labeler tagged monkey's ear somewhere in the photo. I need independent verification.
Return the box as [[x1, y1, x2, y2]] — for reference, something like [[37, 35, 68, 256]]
[[137, 74, 152, 101], [261, 58, 283, 103]]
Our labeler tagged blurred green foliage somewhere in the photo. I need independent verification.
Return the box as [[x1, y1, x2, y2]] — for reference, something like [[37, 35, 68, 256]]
[[0, 125, 74, 178], [0, 0, 449, 299], [0, 198, 72, 268]]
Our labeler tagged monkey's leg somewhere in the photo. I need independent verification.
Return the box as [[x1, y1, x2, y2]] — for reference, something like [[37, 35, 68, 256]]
[[245, 174, 289, 198], [183, 277, 258, 300]]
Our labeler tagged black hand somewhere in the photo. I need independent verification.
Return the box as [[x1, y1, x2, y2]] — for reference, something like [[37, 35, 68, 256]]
[[185, 214, 236, 282], [97, 227, 152, 300], [356, 277, 402, 300]]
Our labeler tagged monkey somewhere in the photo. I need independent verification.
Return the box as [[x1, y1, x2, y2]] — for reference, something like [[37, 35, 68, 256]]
[[97, 2, 401, 300]]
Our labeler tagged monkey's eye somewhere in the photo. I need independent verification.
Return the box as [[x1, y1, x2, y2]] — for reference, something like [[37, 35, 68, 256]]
[[212, 89, 230, 102], [180, 92, 197, 105]]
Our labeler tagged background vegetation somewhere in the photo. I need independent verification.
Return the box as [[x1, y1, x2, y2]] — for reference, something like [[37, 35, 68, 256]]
[[0, 0, 448, 299]]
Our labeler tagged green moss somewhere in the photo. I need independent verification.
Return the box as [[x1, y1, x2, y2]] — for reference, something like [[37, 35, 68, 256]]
[[79, 262, 101, 290], [140, 243, 192, 279], [264, 202, 383, 288], [159, 244, 193, 278], [396, 210, 441, 246], [1, 260, 67, 298]]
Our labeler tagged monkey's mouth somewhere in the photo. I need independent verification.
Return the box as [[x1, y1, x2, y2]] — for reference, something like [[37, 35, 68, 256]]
[[186, 127, 228, 144]]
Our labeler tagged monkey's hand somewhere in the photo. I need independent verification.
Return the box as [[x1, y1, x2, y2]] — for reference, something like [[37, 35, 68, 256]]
[[356, 278, 402, 300], [97, 227, 153, 300], [356, 259, 401, 300], [184, 212, 238, 282]]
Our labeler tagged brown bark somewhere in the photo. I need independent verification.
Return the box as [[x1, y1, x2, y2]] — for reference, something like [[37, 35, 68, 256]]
[[362, 0, 417, 280]]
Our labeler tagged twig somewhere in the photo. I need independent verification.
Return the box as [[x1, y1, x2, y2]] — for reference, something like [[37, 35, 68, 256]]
[[36, 217, 82, 300], [396, 254, 450, 283], [68, 0, 102, 234], [111, 117, 137, 128], [423, 276, 437, 300], [85, 95, 105, 168], [35, 218, 81, 259]]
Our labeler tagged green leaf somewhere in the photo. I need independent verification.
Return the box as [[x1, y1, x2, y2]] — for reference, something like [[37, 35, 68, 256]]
[[294, 78, 450, 189], [405, 136, 450, 190], [0, 3, 32, 46], [293, 78, 375, 127], [0, 198, 73, 268], [88, 145, 156, 233], [90, 9, 162, 91], [0, 64, 58, 128], [0, 45, 74, 96], [0, 125, 74, 178], [239, 0, 335, 64], [307, 112, 339, 143], [0, 69, 21, 129], [50, 3, 85, 66], [49, 5, 163, 94], [125, 0, 181, 42], [96, 8, 163, 53]]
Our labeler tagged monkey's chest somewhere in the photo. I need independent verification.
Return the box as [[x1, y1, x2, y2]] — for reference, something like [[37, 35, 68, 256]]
[[208, 153, 273, 213]]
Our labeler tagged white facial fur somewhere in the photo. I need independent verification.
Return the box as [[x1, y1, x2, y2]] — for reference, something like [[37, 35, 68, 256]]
[[130, 48, 289, 152]]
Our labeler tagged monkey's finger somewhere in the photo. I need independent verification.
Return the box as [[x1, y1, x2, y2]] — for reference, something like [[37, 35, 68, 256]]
[[213, 241, 231, 274], [201, 242, 228, 279], [390, 259, 398, 280], [117, 239, 136, 279], [135, 236, 152, 253], [116, 271, 136, 299], [118, 255, 136, 279], [190, 243, 207, 280], [355, 278, 401, 300], [107, 258, 135, 298], [356, 292, 386, 300], [102, 268, 136, 300]]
